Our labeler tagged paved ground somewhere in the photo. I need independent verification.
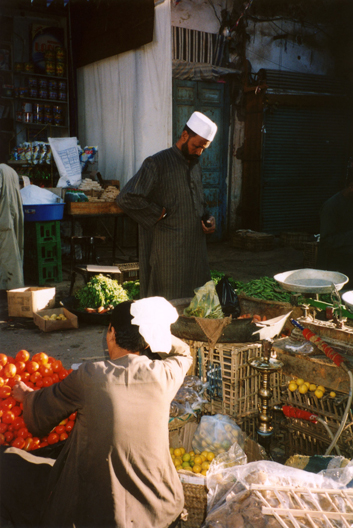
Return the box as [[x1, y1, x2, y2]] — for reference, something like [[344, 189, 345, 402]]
[[0, 239, 304, 367]]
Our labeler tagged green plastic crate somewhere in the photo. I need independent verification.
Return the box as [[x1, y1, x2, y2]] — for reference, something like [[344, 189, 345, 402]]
[[24, 258, 62, 285], [24, 221, 61, 247]]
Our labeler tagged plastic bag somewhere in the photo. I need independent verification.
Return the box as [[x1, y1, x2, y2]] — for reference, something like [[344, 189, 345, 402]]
[[216, 276, 241, 318], [184, 280, 224, 319], [192, 414, 244, 455]]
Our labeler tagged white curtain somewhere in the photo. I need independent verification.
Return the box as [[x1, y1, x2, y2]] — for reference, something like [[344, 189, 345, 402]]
[[77, 1, 172, 188]]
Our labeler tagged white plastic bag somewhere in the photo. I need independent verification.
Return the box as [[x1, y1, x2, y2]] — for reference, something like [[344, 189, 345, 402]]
[[191, 414, 244, 454]]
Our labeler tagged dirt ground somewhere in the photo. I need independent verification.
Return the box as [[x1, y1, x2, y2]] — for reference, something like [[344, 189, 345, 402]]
[[0, 239, 304, 367]]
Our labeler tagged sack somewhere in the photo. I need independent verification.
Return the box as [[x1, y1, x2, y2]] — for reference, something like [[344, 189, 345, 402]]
[[216, 277, 241, 318], [191, 414, 244, 455]]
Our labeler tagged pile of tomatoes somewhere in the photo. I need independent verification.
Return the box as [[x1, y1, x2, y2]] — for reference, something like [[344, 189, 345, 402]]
[[0, 350, 76, 451]]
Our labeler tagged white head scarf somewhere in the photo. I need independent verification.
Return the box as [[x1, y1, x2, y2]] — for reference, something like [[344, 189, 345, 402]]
[[130, 297, 179, 353]]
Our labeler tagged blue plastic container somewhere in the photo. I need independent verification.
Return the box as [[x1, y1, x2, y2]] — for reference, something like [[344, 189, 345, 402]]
[[23, 203, 65, 222]]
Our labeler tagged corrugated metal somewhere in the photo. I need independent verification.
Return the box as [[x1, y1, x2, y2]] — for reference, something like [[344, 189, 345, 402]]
[[261, 106, 352, 234], [258, 69, 348, 96]]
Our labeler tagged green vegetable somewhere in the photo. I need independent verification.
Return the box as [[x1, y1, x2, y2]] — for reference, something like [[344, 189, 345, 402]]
[[122, 280, 140, 300], [75, 274, 129, 310]]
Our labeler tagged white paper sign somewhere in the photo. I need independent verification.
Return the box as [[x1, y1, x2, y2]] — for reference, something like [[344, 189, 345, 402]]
[[49, 137, 82, 188]]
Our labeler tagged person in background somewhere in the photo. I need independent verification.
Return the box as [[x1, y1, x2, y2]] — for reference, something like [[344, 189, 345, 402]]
[[0, 163, 24, 290], [9, 298, 192, 528], [116, 111, 218, 300], [318, 162, 353, 282]]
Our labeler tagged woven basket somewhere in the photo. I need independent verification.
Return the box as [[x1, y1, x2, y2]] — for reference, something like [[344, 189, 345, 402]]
[[280, 232, 316, 250], [179, 483, 207, 528], [302, 241, 319, 268], [245, 232, 274, 252]]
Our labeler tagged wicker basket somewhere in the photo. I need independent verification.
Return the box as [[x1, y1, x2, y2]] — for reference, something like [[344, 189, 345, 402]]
[[197, 342, 283, 419], [230, 230, 275, 251], [179, 482, 207, 528], [302, 241, 319, 268], [280, 232, 316, 250]]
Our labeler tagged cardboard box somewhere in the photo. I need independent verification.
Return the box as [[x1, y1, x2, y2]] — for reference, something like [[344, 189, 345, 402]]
[[7, 287, 56, 318], [33, 308, 78, 332]]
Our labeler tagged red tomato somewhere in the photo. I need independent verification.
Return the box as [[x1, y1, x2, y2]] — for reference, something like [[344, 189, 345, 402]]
[[59, 432, 68, 441], [4, 431, 14, 443], [36, 378, 44, 388], [69, 411, 77, 421], [1, 396, 16, 410], [38, 441, 48, 448], [42, 376, 53, 388], [12, 417, 25, 430], [47, 432, 59, 445], [32, 353, 48, 365], [25, 381, 35, 389], [6, 357, 15, 365], [7, 375, 21, 388], [55, 425, 66, 435], [0, 385, 11, 398], [0, 377, 4, 388], [39, 365, 53, 377], [17, 427, 29, 439], [47, 357, 55, 364], [11, 437, 25, 449], [52, 360, 63, 372], [30, 437, 41, 450], [26, 361, 39, 374], [21, 372, 30, 382], [58, 369, 69, 380], [12, 405, 22, 417], [0, 408, 3, 418], [23, 438, 33, 451], [15, 350, 30, 363], [30, 371, 42, 384], [0, 433, 5, 445], [2, 410, 15, 424], [59, 419, 68, 425], [65, 420, 75, 433], [7, 424, 14, 432], [52, 373, 60, 384], [0, 354, 7, 367], [0, 423, 8, 434], [3, 364, 16, 378]]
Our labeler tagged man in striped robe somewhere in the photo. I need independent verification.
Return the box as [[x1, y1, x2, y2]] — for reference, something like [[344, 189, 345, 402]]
[[116, 112, 217, 300]]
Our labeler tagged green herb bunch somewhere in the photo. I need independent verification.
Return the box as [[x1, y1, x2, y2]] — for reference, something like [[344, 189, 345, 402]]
[[75, 274, 129, 310]]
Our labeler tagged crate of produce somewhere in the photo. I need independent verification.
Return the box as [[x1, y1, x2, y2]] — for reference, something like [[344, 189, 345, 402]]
[[23, 203, 65, 222], [7, 287, 56, 318], [24, 220, 61, 247], [279, 231, 316, 250], [33, 307, 78, 332], [197, 342, 283, 419], [280, 386, 353, 459]]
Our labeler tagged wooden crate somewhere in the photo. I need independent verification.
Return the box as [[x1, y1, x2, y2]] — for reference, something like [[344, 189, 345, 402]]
[[114, 262, 139, 284], [196, 342, 283, 419], [280, 387, 353, 459], [66, 202, 123, 215]]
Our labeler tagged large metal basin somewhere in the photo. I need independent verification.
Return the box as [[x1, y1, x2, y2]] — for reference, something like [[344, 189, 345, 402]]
[[170, 298, 292, 343]]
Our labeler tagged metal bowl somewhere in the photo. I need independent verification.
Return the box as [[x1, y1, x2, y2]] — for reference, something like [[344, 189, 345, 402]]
[[274, 269, 349, 294], [342, 291, 353, 314]]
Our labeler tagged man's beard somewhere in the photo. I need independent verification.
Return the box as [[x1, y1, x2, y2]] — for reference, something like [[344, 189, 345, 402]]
[[181, 141, 200, 161]]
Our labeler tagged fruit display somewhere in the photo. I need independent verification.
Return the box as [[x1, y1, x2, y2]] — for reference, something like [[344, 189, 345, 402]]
[[192, 414, 244, 455], [288, 378, 335, 399], [0, 350, 76, 451], [170, 446, 215, 476], [43, 313, 67, 321]]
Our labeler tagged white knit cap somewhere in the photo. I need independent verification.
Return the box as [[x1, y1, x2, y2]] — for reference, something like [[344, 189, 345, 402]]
[[186, 111, 217, 141], [130, 297, 179, 353]]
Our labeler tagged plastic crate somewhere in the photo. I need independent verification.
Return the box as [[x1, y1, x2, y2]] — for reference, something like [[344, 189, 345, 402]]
[[24, 221, 61, 247], [23, 203, 64, 222], [25, 240, 62, 263], [196, 342, 283, 419], [24, 256, 62, 285]]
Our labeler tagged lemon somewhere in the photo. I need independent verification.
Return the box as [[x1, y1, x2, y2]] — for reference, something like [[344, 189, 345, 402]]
[[175, 465, 182, 470], [288, 382, 298, 392], [201, 461, 210, 470], [304, 382, 310, 388], [330, 391, 336, 398], [174, 448, 182, 458], [207, 452, 215, 462], [189, 460, 195, 467], [200, 455, 206, 463], [179, 447, 185, 455], [174, 457, 182, 467], [315, 389, 324, 399], [309, 384, 317, 392], [296, 378, 304, 386], [201, 469, 208, 476], [182, 453, 191, 462], [201, 451, 209, 458], [194, 456, 202, 466], [189, 451, 195, 457], [169, 447, 174, 455], [171, 454, 175, 460], [298, 384, 308, 394], [317, 385, 325, 393], [192, 464, 202, 474], [182, 461, 190, 468]]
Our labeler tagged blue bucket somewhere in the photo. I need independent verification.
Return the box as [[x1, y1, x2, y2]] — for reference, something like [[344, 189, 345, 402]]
[[23, 203, 65, 222]]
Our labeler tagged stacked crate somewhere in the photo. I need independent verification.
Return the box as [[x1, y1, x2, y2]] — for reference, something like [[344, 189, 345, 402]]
[[24, 221, 63, 285]]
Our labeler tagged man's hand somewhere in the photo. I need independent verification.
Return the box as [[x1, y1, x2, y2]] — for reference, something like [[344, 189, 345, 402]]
[[201, 215, 216, 234], [13, 381, 33, 403]]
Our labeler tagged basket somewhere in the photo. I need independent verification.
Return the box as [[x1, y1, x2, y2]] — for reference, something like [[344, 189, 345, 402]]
[[280, 232, 316, 250], [197, 342, 283, 419], [302, 241, 319, 268], [114, 262, 139, 284], [280, 388, 353, 459], [179, 482, 207, 528], [230, 230, 274, 251]]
